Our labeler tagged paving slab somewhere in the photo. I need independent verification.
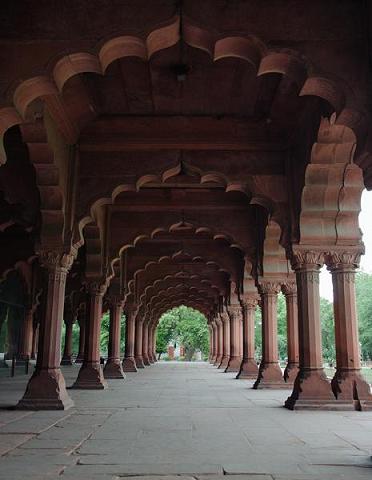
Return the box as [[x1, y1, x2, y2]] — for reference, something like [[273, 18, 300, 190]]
[[0, 361, 371, 479]]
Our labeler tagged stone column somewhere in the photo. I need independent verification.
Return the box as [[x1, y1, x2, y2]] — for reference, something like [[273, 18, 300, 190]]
[[152, 324, 157, 361], [18, 251, 74, 410], [122, 304, 138, 372], [19, 307, 34, 361], [75, 309, 86, 363], [147, 323, 154, 363], [142, 321, 150, 366], [282, 282, 299, 384], [285, 250, 336, 409], [134, 319, 145, 368], [327, 250, 372, 410], [61, 309, 74, 365], [210, 321, 217, 363], [104, 298, 125, 379], [254, 282, 287, 389], [225, 305, 242, 372], [72, 283, 107, 389], [214, 319, 223, 366], [31, 321, 39, 360], [237, 297, 259, 379], [218, 312, 230, 369]]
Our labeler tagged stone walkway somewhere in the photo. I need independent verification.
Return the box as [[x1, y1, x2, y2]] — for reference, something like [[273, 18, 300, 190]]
[[0, 362, 371, 479]]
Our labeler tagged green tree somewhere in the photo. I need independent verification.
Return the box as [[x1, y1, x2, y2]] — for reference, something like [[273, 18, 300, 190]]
[[156, 305, 209, 360], [355, 271, 372, 360], [320, 297, 335, 365]]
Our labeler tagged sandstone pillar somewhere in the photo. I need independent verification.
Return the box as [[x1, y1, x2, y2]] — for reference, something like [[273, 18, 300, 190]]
[[142, 322, 150, 366], [152, 324, 157, 362], [218, 312, 230, 369], [18, 251, 74, 410], [122, 304, 138, 372], [254, 282, 287, 389], [282, 282, 299, 383], [148, 323, 154, 363], [327, 250, 372, 410], [237, 297, 259, 379], [19, 307, 34, 361], [214, 319, 223, 365], [134, 319, 145, 368], [31, 322, 39, 360], [285, 250, 336, 409], [104, 299, 125, 379], [225, 305, 242, 372], [75, 309, 85, 363], [61, 302, 75, 365], [210, 322, 217, 363], [72, 284, 107, 389]]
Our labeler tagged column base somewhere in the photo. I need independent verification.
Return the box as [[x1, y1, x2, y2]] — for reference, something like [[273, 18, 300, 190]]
[[75, 356, 84, 364], [285, 368, 341, 410], [104, 359, 126, 379], [143, 355, 151, 366], [284, 362, 299, 384], [135, 357, 145, 368], [253, 362, 288, 389], [60, 356, 73, 366], [214, 355, 222, 366], [148, 354, 155, 364], [218, 355, 229, 369], [210, 355, 217, 364], [17, 368, 74, 410], [122, 357, 138, 372], [71, 363, 107, 389], [225, 356, 242, 373], [332, 369, 372, 411], [236, 358, 259, 379]]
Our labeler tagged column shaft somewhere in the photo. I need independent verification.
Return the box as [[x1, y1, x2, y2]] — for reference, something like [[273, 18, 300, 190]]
[[282, 283, 299, 383], [225, 306, 242, 372], [134, 320, 145, 368], [61, 321, 73, 365], [104, 301, 125, 379], [72, 285, 107, 389], [237, 299, 259, 379], [218, 313, 230, 369], [254, 282, 287, 389], [75, 312, 85, 363], [122, 306, 137, 372], [142, 322, 150, 365]]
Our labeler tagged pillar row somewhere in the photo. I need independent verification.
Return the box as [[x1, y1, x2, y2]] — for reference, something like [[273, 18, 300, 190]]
[[142, 322, 150, 366], [214, 319, 223, 366]]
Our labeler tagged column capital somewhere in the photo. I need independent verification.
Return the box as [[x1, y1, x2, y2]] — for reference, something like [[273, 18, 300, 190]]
[[241, 294, 259, 310], [227, 304, 242, 320], [37, 249, 75, 272], [86, 281, 107, 297], [106, 295, 124, 309], [220, 311, 230, 323], [282, 281, 297, 296], [326, 247, 364, 272], [259, 281, 281, 295], [290, 246, 325, 270]]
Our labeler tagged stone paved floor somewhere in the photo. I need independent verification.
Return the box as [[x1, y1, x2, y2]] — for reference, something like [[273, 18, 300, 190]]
[[0, 362, 371, 479]]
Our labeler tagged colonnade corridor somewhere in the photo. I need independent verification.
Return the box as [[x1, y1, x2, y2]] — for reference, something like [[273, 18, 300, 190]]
[[0, 361, 371, 480]]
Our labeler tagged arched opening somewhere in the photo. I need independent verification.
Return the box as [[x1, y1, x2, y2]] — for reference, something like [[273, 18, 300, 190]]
[[155, 305, 209, 361]]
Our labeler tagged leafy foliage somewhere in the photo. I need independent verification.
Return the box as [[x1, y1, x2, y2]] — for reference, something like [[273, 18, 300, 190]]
[[156, 305, 209, 360]]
